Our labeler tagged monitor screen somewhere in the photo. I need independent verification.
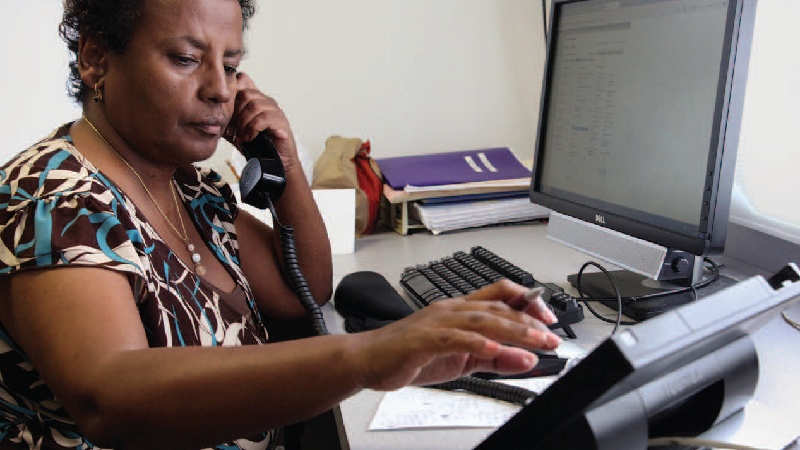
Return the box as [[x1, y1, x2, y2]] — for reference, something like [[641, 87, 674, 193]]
[[530, 0, 752, 257], [528, 0, 756, 318]]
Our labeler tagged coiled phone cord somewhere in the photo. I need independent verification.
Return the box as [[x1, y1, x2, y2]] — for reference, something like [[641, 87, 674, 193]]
[[428, 377, 536, 406], [265, 198, 329, 337]]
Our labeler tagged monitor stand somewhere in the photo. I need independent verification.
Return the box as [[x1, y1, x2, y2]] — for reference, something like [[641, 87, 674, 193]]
[[567, 269, 738, 322]]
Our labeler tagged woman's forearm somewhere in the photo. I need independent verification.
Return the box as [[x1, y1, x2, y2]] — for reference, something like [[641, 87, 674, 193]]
[[78, 334, 361, 450]]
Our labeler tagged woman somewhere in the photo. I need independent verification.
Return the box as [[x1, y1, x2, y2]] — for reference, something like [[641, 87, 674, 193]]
[[0, 0, 561, 449]]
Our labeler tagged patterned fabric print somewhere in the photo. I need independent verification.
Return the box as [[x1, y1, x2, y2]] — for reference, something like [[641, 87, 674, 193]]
[[0, 125, 273, 449]]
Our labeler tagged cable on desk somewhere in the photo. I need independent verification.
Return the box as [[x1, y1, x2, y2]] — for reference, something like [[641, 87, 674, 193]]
[[637, 258, 720, 304], [575, 261, 636, 334], [782, 310, 800, 333], [631, 258, 721, 303], [648, 436, 773, 450], [574, 259, 723, 334], [427, 376, 537, 406], [577, 258, 721, 306]]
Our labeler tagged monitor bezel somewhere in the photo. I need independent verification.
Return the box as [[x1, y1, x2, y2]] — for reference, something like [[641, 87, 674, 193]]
[[529, 0, 754, 256]]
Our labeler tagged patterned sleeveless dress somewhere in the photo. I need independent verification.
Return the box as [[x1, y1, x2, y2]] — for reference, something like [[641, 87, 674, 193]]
[[0, 124, 275, 449]]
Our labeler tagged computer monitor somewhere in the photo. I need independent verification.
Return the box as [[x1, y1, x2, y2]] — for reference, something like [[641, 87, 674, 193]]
[[528, 0, 757, 320]]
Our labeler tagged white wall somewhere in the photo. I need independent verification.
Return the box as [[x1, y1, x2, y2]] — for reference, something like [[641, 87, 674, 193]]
[[244, 1, 546, 161], [0, 0, 545, 165], [0, 0, 797, 241], [730, 0, 800, 242], [0, 0, 81, 155]]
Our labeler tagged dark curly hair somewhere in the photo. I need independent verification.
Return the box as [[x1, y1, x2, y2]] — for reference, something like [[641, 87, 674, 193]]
[[59, 0, 256, 104]]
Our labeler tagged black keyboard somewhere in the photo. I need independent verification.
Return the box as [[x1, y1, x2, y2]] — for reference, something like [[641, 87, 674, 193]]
[[400, 246, 584, 338]]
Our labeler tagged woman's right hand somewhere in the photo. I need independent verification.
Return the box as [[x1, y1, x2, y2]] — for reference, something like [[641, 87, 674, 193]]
[[348, 280, 562, 391]]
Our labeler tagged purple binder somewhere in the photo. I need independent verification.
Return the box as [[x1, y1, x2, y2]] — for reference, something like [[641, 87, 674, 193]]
[[376, 147, 531, 190]]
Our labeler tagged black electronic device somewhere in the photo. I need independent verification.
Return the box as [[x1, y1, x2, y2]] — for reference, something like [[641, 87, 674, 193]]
[[334, 271, 416, 332], [528, 0, 758, 319], [399, 246, 584, 338], [239, 131, 287, 208], [475, 263, 800, 450], [473, 351, 568, 380]]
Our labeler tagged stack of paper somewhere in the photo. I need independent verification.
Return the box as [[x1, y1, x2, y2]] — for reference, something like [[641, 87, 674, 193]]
[[411, 197, 550, 235], [382, 178, 532, 204], [376, 148, 548, 234]]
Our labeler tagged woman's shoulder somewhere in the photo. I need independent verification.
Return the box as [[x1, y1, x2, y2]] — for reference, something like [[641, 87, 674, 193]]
[[1, 124, 107, 200], [0, 125, 145, 277], [0, 124, 132, 242]]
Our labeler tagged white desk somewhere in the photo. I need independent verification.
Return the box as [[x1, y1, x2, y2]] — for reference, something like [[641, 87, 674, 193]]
[[323, 223, 800, 450]]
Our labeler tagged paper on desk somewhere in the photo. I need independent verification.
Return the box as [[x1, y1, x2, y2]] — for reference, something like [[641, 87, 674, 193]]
[[368, 378, 556, 431], [411, 197, 550, 235], [369, 341, 588, 431]]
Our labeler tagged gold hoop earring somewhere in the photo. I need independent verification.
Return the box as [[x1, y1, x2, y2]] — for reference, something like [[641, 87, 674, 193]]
[[92, 83, 103, 103]]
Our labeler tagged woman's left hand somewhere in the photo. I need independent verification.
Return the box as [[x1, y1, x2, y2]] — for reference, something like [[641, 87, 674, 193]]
[[224, 72, 299, 171]]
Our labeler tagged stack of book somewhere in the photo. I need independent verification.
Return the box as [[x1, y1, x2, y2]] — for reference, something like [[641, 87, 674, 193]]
[[376, 148, 550, 235]]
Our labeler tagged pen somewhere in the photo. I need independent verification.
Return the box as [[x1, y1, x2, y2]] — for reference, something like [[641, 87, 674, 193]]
[[506, 286, 559, 325], [506, 286, 546, 311]]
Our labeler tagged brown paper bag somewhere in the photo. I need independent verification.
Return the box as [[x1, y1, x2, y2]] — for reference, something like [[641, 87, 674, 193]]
[[312, 136, 382, 235]]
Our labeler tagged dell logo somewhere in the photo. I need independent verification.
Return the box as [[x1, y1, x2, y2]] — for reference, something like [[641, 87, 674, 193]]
[[595, 214, 606, 224]]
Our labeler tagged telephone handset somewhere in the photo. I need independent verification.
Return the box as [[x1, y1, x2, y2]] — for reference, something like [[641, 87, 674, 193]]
[[239, 131, 287, 209]]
